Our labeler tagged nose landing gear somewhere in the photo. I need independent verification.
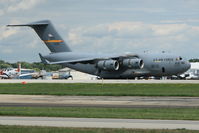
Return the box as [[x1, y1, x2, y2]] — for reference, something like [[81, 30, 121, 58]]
[[162, 67, 165, 73]]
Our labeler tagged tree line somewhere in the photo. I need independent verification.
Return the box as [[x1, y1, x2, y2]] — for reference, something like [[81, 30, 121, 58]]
[[189, 59, 199, 62], [0, 60, 63, 72]]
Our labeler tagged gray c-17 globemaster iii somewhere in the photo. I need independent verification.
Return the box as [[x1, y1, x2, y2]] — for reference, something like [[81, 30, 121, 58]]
[[7, 20, 191, 79]]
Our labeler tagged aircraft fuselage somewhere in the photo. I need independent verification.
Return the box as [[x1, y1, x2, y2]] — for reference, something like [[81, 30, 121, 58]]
[[44, 52, 190, 79]]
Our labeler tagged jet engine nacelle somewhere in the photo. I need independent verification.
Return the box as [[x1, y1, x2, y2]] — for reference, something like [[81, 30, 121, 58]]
[[97, 60, 119, 71], [123, 58, 144, 69]]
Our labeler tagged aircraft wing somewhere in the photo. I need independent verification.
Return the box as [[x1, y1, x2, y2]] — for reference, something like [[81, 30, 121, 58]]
[[39, 53, 139, 65], [0, 74, 9, 79], [39, 53, 97, 64], [42, 58, 98, 65]]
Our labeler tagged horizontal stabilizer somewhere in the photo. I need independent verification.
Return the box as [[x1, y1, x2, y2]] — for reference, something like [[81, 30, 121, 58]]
[[7, 22, 48, 27]]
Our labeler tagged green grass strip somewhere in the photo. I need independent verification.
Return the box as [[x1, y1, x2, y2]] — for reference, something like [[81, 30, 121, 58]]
[[0, 107, 199, 120], [0, 83, 199, 96], [0, 125, 198, 133]]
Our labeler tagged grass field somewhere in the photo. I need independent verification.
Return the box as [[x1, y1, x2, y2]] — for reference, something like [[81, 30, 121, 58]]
[[0, 83, 199, 96], [0, 125, 198, 133], [0, 107, 199, 120]]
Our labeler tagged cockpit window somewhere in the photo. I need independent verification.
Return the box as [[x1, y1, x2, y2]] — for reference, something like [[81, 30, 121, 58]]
[[176, 56, 182, 61]]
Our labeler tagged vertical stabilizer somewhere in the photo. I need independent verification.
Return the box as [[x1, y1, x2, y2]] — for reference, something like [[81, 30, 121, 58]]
[[17, 63, 21, 75], [7, 20, 71, 53]]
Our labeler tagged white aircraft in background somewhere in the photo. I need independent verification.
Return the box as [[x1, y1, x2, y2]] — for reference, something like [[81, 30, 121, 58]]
[[0, 64, 21, 79], [0, 64, 39, 79]]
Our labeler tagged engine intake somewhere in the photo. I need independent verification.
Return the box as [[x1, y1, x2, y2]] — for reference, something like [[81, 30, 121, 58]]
[[123, 58, 144, 69], [97, 60, 119, 71]]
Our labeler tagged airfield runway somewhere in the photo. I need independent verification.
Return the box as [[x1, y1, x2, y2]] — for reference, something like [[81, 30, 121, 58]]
[[0, 95, 199, 130], [0, 95, 199, 108], [0, 116, 199, 130], [0, 80, 198, 130], [0, 79, 199, 83]]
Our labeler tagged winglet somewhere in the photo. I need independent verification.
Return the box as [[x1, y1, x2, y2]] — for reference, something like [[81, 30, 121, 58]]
[[39, 53, 49, 64]]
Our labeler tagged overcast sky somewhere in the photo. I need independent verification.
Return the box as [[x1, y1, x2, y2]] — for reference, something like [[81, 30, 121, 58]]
[[1, 0, 199, 62]]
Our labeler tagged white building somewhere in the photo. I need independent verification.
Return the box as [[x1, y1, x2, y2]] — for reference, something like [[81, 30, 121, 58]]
[[185, 63, 199, 79], [58, 67, 97, 80]]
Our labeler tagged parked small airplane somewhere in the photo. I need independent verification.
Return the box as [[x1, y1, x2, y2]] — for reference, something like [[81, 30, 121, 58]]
[[0, 64, 21, 79], [0, 64, 39, 79], [7, 20, 191, 79]]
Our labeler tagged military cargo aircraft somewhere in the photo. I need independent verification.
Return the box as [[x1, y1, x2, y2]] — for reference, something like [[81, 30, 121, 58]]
[[7, 20, 191, 79]]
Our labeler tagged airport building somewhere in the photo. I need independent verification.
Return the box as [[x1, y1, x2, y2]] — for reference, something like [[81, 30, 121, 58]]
[[185, 62, 199, 79], [57, 68, 97, 80]]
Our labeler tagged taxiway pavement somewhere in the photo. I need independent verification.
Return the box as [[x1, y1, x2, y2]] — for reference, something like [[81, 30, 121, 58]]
[[0, 116, 199, 130], [0, 79, 199, 83], [0, 95, 199, 108]]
